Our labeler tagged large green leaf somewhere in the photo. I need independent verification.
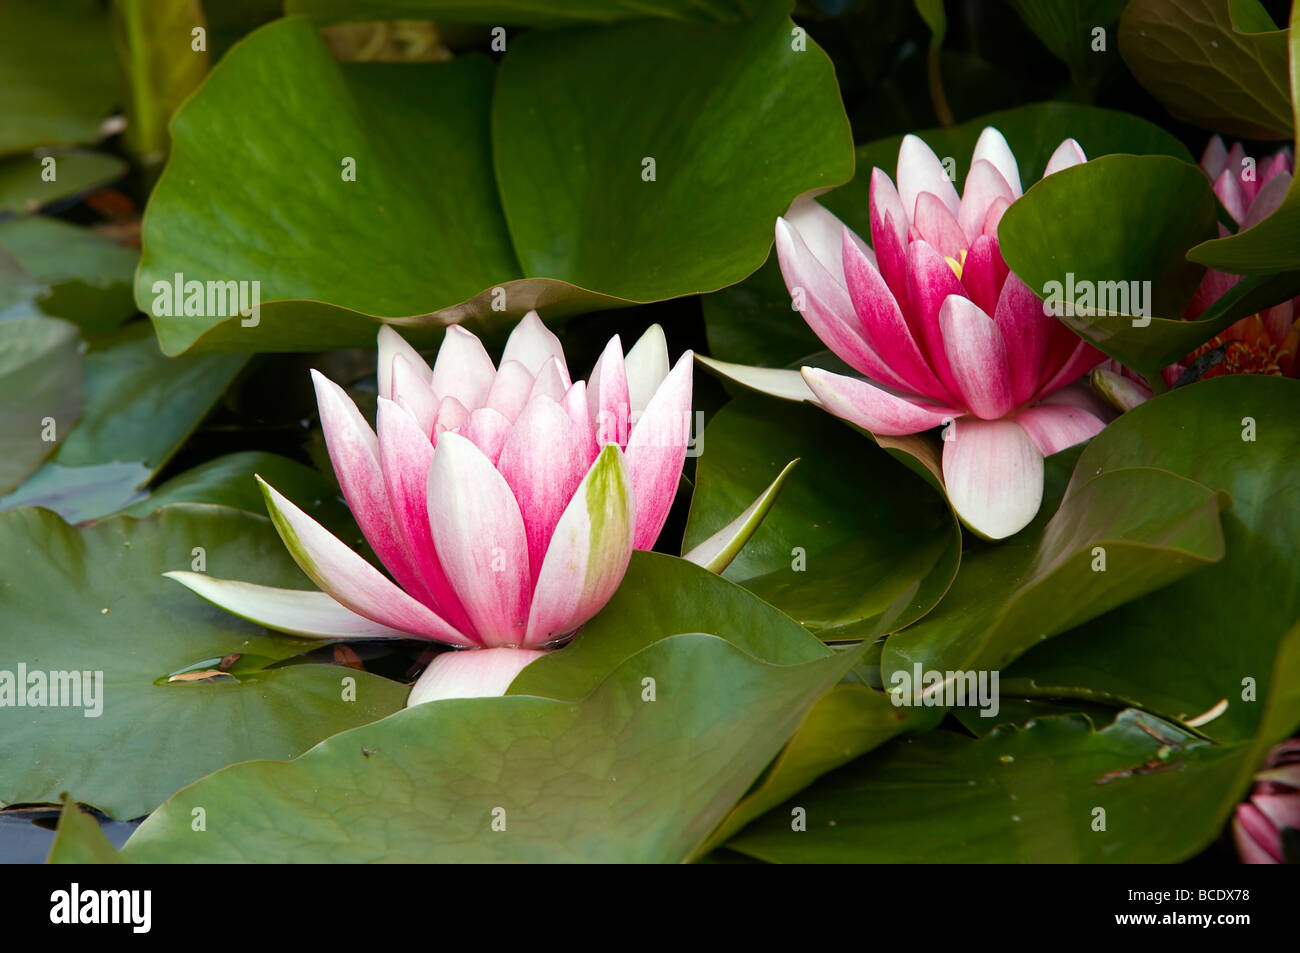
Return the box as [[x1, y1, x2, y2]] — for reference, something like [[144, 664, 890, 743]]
[[730, 613, 1300, 863], [1119, 0, 1292, 140], [998, 154, 1220, 385], [491, 3, 852, 303], [0, 0, 118, 154], [117, 635, 859, 862], [47, 796, 125, 865], [681, 394, 959, 638], [510, 551, 829, 703], [136, 20, 524, 355], [881, 464, 1225, 688], [0, 322, 247, 521], [0, 316, 83, 494], [0, 217, 138, 336], [137, 10, 850, 353], [0, 505, 408, 819], [1002, 375, 1300, 744], [1186, 1, 1300, 274], [0, 151, 128, 216], [286, 0, 764, 25]]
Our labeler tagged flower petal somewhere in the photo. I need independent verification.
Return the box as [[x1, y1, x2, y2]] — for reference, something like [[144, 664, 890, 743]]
[[940, 294, 1015, 420], [561, 379, 600, 463], [1043, 138, 1087, 177], [501, 309, 568, 379], [960, 233, 1009, 319], [426, 431, 532, 645], [406, 647, 546, 705], [682, 459, 797, 573], [377, 398, 478, 638], [957, 159, 1014, 244], [776, 216, 913, 391], [1035, 337, 1105, 400], [993, 270, 1052, 407], [1091, 365, 1152, 412], [941, 417, 1043, 540], [625, 323, 670, 416], [786, 194, 874, 285], [527, 355, 571, 404], [801, 366, 956, 435], [906, 240, 971, 399], [257, 476, 473, 644], [391, 353, 437, 435], [897, 133, 961, 219], [970, 127, 1023, 197], [587, 335, 631, 447], [311, 369, 429, 601], [485, 359, 536, 422], [625, 350, 693, 549], [525, 444, 635, 645], [458, 406, 512, 465], [912, 191, 967, 261], [869, 167, 912, 302], [1200, 134, 1228, 180], [377, 325, 431, 402], [695, 355, 816, 402], [431, 325, 496, 409], [1013, 402, 1105, 456], [163, 572, 421, 639], [497, 395, 590, 584], [842, 229, 955, 402]]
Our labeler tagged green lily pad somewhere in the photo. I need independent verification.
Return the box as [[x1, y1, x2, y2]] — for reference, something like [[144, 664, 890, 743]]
[[0, 322, 247, 522], [0, 504, 409, 819], [116, 634, 860, 862], [681, 394, 960, 638], [998, 154, 1219, 385], [1118, 0, 1292, 140], [1006, 0, 1128, 82], [491, 2, 852, 303], [0, 151, 128, 216], [1002, 375, 1300, 744], [0, 217, 138, 336], [510, 550, 831, 701], [47, 796, 126, 865], [0, 0, 118, 155], [137, 10, 852, 353], [0, 316, 83, 495], [729, 615, 1300, 863], [880, 464, 1226, 688]]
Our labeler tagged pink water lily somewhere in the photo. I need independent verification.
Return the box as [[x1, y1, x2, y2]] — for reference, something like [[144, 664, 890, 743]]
[[704, 128, 1106, 539], [167, 311, 693, 703]]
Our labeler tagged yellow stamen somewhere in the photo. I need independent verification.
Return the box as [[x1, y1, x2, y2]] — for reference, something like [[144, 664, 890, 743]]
[[944, 248, 968, 280]]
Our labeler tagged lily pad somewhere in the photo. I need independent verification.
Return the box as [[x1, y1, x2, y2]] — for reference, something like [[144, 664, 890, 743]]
[[1001, 375, 1300, 745], [997, 154, 1219, 384], [0, 151, 128, 216], [1118, 0, 1292, 140], [0, 504, 409, 819], [0, 316, 83, 495], [118, 634, 860, 862], [287, 0, 765, 26]]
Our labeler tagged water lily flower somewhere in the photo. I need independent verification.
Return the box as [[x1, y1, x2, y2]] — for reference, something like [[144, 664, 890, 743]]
[[1234, 738, 1300, 864], [703, 128, 1105, 539], [1094, 138, 1298, 408], [166, 311, 693, 703]]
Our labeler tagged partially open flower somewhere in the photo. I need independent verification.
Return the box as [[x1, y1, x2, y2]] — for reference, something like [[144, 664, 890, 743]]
[[704, 128, 1106, 539], [166, 311, 693, 703]]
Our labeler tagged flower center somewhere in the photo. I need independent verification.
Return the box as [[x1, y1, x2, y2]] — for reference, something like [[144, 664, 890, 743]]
[[944, 248, 969, 280]]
